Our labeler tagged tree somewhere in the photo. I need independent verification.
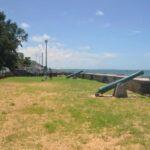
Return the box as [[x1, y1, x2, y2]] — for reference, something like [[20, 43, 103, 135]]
[[17, 52, 31, 69], [17, 52, 25, 68], [0, 11, 28, 71], [23, 57, 31, 67]]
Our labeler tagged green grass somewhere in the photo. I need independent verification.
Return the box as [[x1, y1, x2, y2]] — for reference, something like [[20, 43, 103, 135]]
[[0, 76, 149, 149], [0, 76, 42, 83], [44, 119, 66, 133], [44, 122, 57, 133], [23, 105, 48, 115]]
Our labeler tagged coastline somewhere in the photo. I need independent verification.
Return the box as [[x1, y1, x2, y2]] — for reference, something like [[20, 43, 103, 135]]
[[55, 69, 150, 77]]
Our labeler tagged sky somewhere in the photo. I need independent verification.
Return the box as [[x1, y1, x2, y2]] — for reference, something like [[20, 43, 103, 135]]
[[0, 0, 150, 69]]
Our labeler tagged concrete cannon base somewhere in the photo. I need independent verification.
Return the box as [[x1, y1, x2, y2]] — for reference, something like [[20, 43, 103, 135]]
[[113, 83, 128, 98]]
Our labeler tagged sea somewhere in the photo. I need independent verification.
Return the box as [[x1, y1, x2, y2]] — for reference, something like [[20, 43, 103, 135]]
[[57, 69, 150, 77]]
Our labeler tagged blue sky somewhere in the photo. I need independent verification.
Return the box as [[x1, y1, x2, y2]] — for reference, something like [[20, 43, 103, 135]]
[[0, 0, 150, 69]]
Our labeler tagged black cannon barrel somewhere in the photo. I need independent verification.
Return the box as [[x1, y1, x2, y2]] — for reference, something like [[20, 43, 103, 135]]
[[66, 70, 84, 78], [95, 70, 144, 95]]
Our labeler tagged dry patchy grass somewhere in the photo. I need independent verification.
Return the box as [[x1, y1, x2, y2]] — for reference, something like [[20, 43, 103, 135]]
[[0, 76, 149, 150]]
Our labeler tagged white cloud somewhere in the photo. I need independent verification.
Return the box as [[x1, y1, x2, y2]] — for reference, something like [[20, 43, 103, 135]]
[[20, 22, 30, 28], [20, 35, 117, 69], [20, 44, 42, 58], [31, 34, 54, 43], [96, 10, 104, 16]]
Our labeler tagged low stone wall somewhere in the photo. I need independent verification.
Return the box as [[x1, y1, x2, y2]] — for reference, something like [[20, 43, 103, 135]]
[[78, 73, 150, 95]]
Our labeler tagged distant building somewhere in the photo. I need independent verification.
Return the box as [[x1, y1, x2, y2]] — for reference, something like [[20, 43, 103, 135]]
[[26, 61, 44, 74]]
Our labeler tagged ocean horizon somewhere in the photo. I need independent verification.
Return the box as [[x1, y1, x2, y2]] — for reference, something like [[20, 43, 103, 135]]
[[57, 69, 150, 77]]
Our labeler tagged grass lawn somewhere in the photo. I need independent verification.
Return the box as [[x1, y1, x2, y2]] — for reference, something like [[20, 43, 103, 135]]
[[0, 76, 149, 150]]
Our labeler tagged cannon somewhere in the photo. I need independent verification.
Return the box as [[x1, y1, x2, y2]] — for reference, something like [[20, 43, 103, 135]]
[[95, 71, 144, 97], [66, 70, 84, 79]]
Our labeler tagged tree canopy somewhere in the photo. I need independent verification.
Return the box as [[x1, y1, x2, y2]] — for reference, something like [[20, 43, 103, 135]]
[[0, 11, 28, 71], [17, 52, 31, 69]]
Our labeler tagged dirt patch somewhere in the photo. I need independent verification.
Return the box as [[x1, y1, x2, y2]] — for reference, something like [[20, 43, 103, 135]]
[[37, 133, 142, 150], [81, 134, 131, 150]]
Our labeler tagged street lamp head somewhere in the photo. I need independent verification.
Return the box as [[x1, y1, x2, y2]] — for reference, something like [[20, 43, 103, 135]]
[[45, 39, 48, 43]]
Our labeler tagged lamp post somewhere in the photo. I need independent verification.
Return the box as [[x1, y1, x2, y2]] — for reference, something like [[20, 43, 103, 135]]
[[45, 39, 48, 77], [41, 52, 43, 67]]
